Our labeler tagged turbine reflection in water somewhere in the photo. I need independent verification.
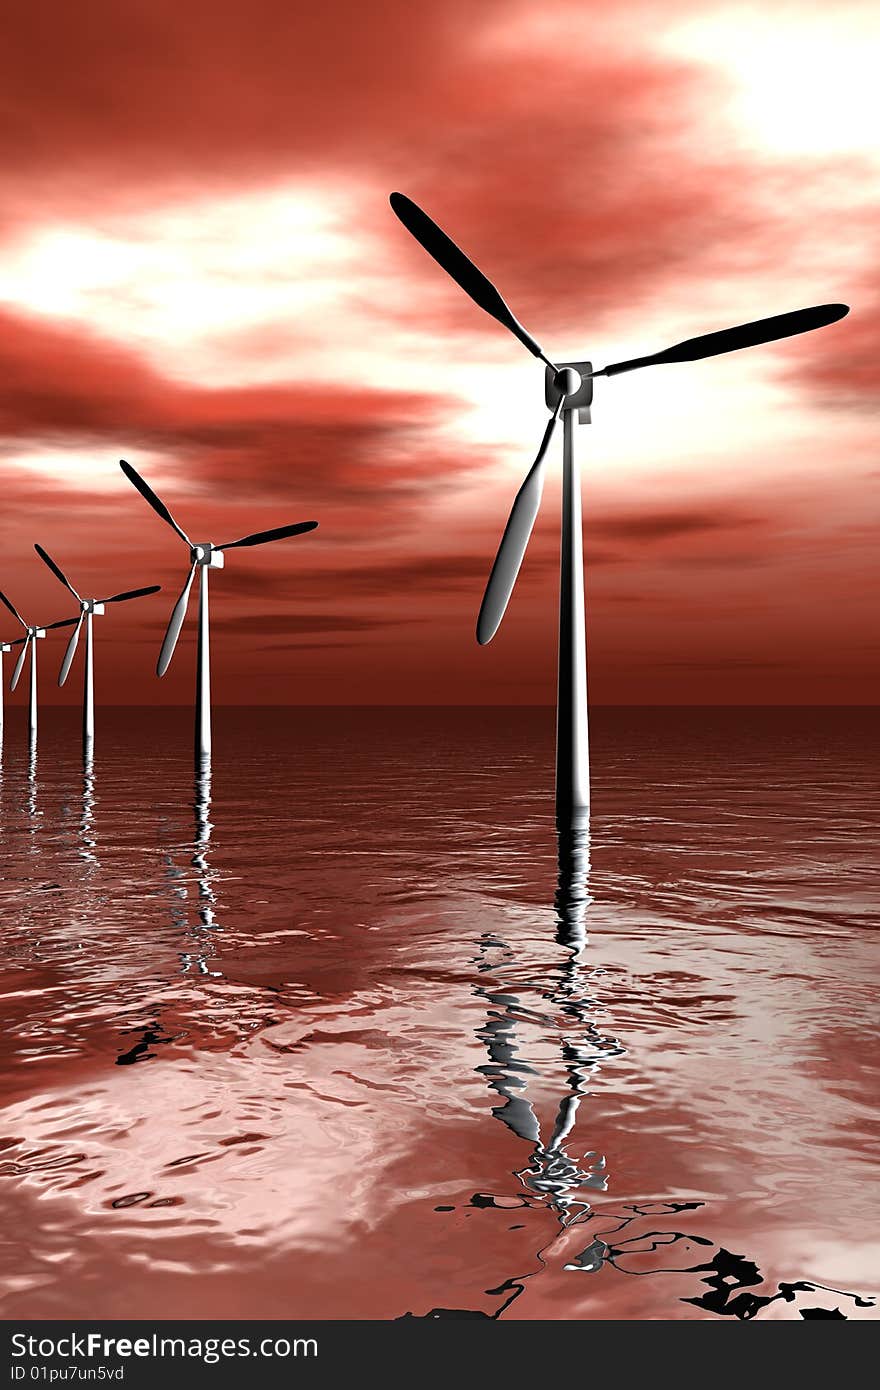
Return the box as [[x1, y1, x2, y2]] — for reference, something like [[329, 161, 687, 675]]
[[26, 740, 38, 826], [78, 753, 98, 870], [475, 812, 624, 1229], [462, 811, 876, 1320], [179, 755, 221, 977], [115, 755, 220, 1065]]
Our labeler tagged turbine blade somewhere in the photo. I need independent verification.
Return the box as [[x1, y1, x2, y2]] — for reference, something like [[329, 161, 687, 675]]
[[595, 304, 850, 378], [34, 543, 81, 600], [59, 614, 84, 687], [120, 459, 192, 546], [476, 406, 561, 645], [44, 617, 81, 630], [389, 193, 553, 368], [157, 563, 197, 676], [101, 585, 162, 603], [216, 521, 319, 550], [11, 637, 29, 691], [0, 587, 26, 628]]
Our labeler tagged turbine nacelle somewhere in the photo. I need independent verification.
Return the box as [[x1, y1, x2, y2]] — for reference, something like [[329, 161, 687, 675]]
[[29, 628, 46, 640], [191, 543, 225, 569], [547, 362, 593, 424], [81, 599, 105, 616], [0, 643, 11, 653]]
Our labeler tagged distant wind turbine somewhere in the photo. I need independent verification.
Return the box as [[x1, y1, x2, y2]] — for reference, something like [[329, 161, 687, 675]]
[[119, 460, 318, 758], [34, 543, 160, 757], [0, 587, 79, 748], [390, 191, 850, 820]]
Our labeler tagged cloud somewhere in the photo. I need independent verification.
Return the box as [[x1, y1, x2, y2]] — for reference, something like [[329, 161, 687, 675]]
[[589, 507, 763, 543], [0, 305, 467, 521], [227, 554, 495, 601], [803, 281, 880, 407], [210, 613, 415, 636]]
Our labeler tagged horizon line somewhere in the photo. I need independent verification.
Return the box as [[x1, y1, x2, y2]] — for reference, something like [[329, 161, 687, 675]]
[[15, 702, 879, 711]]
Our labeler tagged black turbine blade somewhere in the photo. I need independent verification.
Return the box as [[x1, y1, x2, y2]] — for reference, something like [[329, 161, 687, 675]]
[[44, 617, 81, 630], [34, 543, 81, 600], [120, 459, 191, 546], [595, 304, 850, 378], [0, 587, 27, 628], [217, 521, 319, 551], [389, 192, 554, 368], [101, 585, 162, 604]]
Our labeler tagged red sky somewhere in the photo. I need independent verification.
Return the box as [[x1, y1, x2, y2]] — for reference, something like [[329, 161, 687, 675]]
[[0, 0, 876, 705]]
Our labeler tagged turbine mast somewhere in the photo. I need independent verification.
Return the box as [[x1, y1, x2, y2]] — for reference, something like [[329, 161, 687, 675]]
[[29, 634, 39, 749], [196, 563, 211, 760], [83, 610, 95, 757], [550, 363, 593, 822], [0, 644, 8, 742]]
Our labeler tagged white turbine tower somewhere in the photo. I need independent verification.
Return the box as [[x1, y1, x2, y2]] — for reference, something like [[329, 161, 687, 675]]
[[34, 544, 160, 758], [389, 192, 850, 822], [119, 460, 318, 759], [0, 587, 79, 749], [0, 641, 10, 743]]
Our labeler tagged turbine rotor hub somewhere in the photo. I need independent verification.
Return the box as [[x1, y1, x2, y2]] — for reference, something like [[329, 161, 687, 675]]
[[192, 543, 224, 569], [554, 367, 582, 397]]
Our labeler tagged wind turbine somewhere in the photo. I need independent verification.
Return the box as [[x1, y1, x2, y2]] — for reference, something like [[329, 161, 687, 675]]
[[119, 459, 319, 758], [390, 192, 850, 820], [33, 543, 160, 757], [0, 587, 79, 748]]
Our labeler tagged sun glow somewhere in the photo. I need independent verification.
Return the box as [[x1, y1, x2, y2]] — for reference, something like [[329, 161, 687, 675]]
[[0, 188, 363, 385], [1, 445, 174, 492], [664, 5, 880, 162]]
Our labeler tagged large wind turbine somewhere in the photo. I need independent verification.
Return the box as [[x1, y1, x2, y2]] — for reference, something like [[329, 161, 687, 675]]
[[119, 459, 318, 758], [390, 192, 850, 820], [34, 543, 160, 757], [0, 588, 79, 748]]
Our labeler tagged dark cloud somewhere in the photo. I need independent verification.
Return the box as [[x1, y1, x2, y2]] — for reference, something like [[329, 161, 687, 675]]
[[0, 306, 457, 501], [0, 2, 483, 192], [656, 658, 790, 670], [590, 507, 764, 543], [227, 554, 494, 601], [210, 613, 415, 636]]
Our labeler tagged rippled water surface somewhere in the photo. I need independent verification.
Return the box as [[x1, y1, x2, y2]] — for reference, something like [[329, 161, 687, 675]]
[[0, 705, 876, 1320]]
